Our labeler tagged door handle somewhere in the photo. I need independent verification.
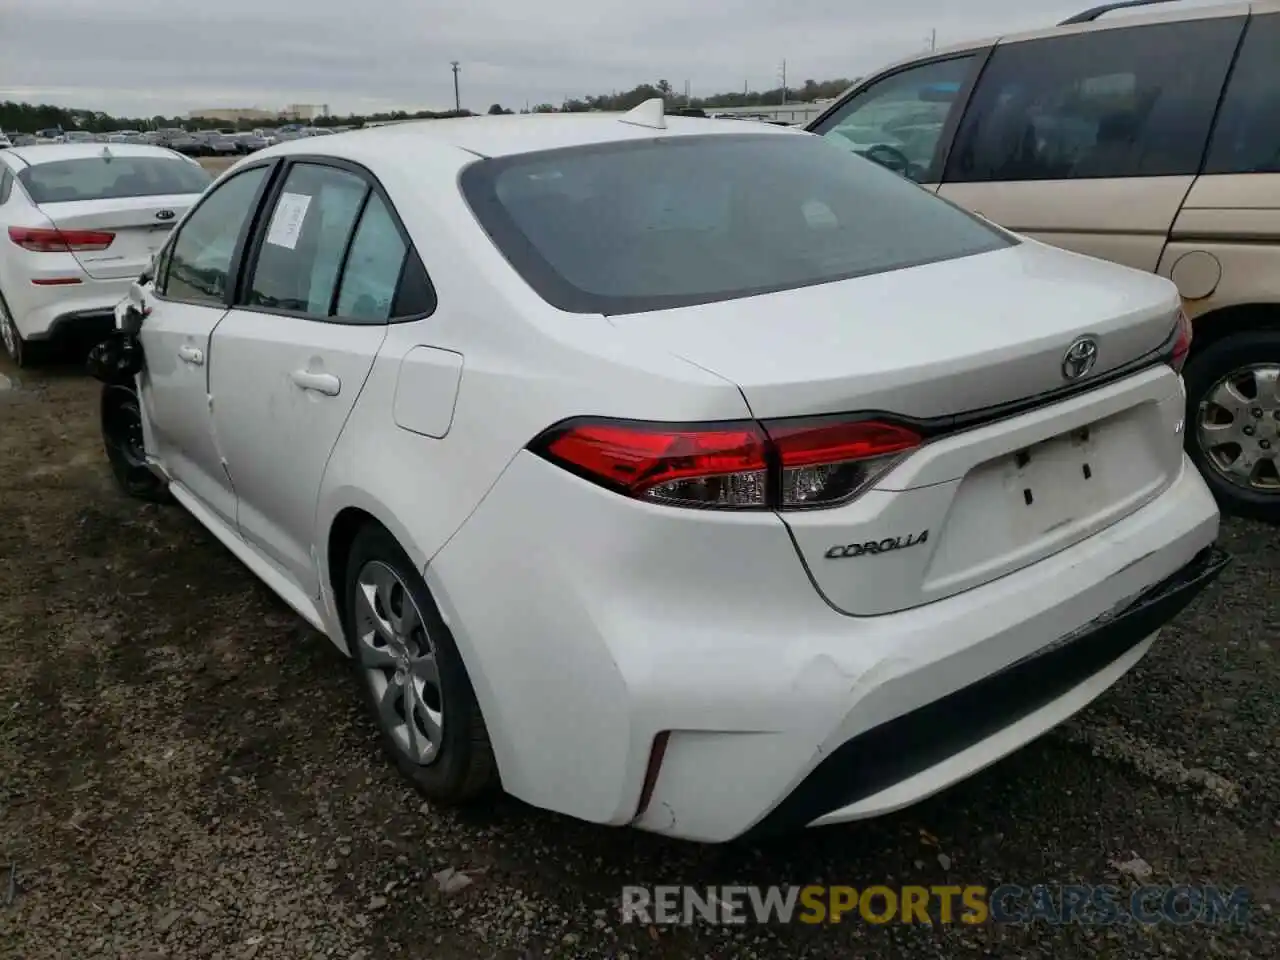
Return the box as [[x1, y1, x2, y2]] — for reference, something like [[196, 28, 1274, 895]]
[[177, 345, 204, 365], [290, 369, 341, 396]]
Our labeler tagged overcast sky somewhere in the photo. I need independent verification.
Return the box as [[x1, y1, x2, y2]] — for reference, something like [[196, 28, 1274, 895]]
[[0, 0, 1213, 117]]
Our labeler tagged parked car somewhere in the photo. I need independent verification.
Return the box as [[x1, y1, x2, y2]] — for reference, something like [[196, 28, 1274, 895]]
[[0, 130, 12, 150], [0, 143, 211, 365], [91, 104, 1224, 842], [234, 133, 270, 154], [206, 133, 241, 157], [168, 135, 207, 157], [808, 0, 1280, 521]]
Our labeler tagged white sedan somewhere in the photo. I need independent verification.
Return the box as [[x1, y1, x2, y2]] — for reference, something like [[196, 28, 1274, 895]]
[[97, 102, 1225, 842], [0, 142, 211, 365]]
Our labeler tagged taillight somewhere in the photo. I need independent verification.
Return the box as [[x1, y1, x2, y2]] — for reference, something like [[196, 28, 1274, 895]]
[[531, 416, 922, 510], [1170, 307, 1193, 373], [765, 417, 922, 508], [8, 226, 115, 253]]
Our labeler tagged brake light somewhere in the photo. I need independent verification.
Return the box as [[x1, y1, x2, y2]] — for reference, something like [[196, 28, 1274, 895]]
[[8, 226, 115, 253], [531, 416, 922, 510], [1170, 307, 1193, 374], [766, 417, 922, 508]]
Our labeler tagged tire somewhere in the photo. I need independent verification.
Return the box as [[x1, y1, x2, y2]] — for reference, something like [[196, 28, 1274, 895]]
[[1182, 328, 1280, 523], [101, 385, 172, 503], [344, 523, 497, 804], [0, 287, 41, 369]]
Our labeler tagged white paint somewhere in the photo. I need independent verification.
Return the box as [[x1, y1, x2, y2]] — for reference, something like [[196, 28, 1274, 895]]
[[132, 114, 1222, 842]]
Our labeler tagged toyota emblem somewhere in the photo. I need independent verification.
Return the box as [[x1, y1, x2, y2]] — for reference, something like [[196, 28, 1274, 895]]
[[1061, 336, 1099, 381], [155, 209, 175, 221]]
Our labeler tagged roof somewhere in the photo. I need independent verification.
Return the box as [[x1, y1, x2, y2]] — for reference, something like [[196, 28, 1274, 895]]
[[257, 111, 802, 163], [1, 142, 189, 168], [859, 0, 1266, 79]]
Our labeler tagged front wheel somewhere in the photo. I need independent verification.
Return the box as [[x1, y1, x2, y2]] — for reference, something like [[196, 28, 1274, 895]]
[[101, 384, 172, 503], [344, 524, 497, 804], [1183, 328, 1280, 523]]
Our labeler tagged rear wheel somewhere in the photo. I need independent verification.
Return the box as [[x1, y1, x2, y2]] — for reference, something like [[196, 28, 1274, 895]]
[[0, 289, 39, 369], [1184, 329, 1280, 523], [101, 385, 172, 503], [344, 524, 497, 804]]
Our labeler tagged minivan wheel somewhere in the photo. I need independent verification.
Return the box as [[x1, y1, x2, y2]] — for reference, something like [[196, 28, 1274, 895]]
[[1183, 329, 1280, 523], [344, 524, 497, 804]]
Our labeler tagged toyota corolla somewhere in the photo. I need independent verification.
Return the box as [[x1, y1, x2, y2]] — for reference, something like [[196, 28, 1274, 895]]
[[92, 103, 1226, 842]]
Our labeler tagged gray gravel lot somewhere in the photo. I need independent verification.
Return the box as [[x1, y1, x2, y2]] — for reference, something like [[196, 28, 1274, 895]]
[[0, 353, 1276, 959]]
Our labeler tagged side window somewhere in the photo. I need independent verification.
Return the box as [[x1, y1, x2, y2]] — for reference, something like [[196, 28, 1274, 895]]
[[247, 163, 368, 315], [0, 168, 12, 204], [160, 166, 269, 305], [335, 192, 408, 322], [945, 18, 1243, 184], [810, 56, 980, 182], [1203, 14, 1280, 175]]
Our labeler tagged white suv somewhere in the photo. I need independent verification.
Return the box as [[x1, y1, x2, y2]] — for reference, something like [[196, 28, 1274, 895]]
[[93, 104, 1226, 842]]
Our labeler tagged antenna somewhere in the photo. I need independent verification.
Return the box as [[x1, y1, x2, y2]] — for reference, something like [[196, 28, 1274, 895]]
[[618, 98, 666, 130]]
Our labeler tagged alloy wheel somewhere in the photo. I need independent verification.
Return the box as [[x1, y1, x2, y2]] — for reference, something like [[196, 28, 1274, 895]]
[[1196, 363, 1280, 493], [354, 560, 445, 765]]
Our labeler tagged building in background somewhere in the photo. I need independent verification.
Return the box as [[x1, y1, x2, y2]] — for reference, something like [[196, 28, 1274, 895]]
[[188, 104, 329, 124]]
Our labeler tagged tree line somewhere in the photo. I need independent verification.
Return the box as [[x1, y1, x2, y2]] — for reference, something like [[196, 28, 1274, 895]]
[[0, 77, 857, 134]]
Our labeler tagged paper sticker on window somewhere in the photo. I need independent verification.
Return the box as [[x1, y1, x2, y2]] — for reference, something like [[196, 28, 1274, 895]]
[[266, 192, 311, 250]]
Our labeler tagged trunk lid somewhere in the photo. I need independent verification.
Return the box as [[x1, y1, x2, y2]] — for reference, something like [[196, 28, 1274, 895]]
[[609, 241, 1187, 615], [38, 195, 194, 280]]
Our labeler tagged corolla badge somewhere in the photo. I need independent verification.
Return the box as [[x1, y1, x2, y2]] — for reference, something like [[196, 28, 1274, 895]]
[[824, 530, 929, 559], [1061, 336, 1099, 381]]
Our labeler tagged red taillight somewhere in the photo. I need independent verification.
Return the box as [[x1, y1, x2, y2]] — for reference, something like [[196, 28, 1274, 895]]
[[532, 416, 922, 510], [766, 417, 922, 508], [8, 226, 115, 253], [540, 420, 770, 508], [1170, 307, 1193, 374]]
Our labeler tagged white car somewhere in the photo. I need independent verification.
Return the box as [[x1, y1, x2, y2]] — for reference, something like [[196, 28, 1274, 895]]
[[0, 143, 211, 366], [96, 102, 1226, 843]]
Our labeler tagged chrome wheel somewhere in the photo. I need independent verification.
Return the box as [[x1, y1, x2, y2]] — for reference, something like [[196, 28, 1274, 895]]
[[354, 560, 444, 765], [1196, 363, 1280, 493]]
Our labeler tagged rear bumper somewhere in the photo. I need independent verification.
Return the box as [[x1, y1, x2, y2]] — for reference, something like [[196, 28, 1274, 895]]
[[427, 449, 1221, 842], [746, 544, 1230, 838], [11, 275, 129, 340]]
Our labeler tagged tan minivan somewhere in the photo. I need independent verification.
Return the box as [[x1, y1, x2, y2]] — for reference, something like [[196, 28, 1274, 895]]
[[808, 0, 1280, 521]]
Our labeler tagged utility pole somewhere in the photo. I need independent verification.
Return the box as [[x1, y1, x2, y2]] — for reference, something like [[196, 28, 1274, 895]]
[[450, 61, 461, 112], [778, 59, 788, 106], [928, 28, 937, 52]]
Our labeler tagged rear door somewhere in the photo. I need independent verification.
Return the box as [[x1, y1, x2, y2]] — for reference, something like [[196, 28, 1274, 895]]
[[936, 12, 1245, 273], [208, 159, 418, 597], [807, 51, 988, 190]]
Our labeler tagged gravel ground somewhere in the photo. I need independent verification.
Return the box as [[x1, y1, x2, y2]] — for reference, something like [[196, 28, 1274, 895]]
[[0, 350, 1276, 960]]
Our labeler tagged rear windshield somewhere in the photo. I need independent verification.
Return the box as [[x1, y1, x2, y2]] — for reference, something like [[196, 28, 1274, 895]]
[[18, 156, 212, 204], [460, 133, 1012, 315]]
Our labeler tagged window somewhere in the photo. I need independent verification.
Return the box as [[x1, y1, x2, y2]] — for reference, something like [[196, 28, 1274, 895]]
[[461, 133, 1011, 316], [811, 56, 980, 182], [1204, 14, 1280, 175], [161, 165, 269, 305], [945, 18, 1243, 183], [247, 163, 369, 316], [0, 168, 12, 204], [334, 193, 408, 321], [16, 156, 212, 203]]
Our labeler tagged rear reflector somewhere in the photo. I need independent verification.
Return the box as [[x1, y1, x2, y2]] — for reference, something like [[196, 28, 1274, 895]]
[[1170, 307, 1192, 374], [30, 277, 83, 286], [531, 416, 922, 510], [8, 226, 115, 253]]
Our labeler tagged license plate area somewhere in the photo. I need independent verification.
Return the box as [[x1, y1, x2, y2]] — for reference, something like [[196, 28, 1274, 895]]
[[1008, 425, 1100, 540]]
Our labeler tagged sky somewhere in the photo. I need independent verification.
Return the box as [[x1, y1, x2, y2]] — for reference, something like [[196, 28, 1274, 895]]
[[0, 0, 1227, 117]]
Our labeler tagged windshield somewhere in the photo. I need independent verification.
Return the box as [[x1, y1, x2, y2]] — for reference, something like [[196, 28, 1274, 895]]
[[18, 156, 212, 204], [460, 133, 1011, 315]]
